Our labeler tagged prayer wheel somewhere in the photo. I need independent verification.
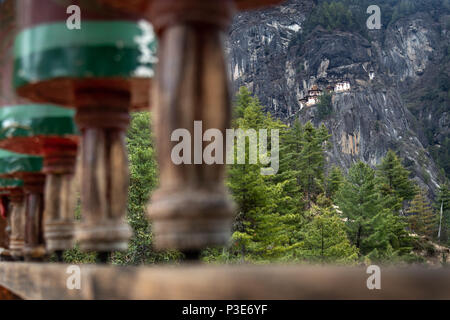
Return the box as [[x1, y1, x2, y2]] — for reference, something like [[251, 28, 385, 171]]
[[0, 0, 80, 257], [0, 179, 24, 260], [0, 178, 25, 260], [0, 106, 79, 255], [13, 0, 157, 254], [95, 0, 284, 255], [7, 185, 26, 260], [0, 149, 45, 261]]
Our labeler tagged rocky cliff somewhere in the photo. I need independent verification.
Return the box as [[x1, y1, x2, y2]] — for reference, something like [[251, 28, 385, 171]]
[[226, 0, 450, 196]]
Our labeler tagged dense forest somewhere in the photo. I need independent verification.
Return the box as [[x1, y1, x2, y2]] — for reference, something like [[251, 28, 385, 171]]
[[62, 88, 450, 266]]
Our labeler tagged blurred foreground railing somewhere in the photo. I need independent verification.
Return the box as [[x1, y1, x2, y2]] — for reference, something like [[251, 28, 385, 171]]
[[0, 262, 449, 300]]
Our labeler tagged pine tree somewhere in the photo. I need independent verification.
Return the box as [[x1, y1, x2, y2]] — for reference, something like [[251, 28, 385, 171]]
[[336, 161, 382, 254], [436, 183, 450, 245], [233, 86, 253, 120], [277, 119, 306, 213], [377, 150, 417, 211], [364, 209, 413, 262], [326, 166, 344, 199], [226, 87, 286, 261], [295, 206, 358, 264], [407, 189, 437, 238], [298, 122, 330, 207]]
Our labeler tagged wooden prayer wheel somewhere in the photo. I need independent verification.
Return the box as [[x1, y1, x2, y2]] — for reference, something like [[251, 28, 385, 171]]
[[7, 186, 26, 260], [94, 0, 283, 254], [13, 0, 157, 253], [0, 106, 79, 255], [0, 149, 45, 261], [0, 0, 80, 256], [0, 177, 26, 260]]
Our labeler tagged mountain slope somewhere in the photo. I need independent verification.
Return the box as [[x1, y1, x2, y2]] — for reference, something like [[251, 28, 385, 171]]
[[226, 0, 450, 196]]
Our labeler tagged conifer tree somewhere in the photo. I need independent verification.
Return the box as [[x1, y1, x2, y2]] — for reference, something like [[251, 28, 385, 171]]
[[436, 183, 450, 245], [407, 189, 437, 238], [277, 119, 306, 213], [378, 150, 417, 211], [227, 87, 286, 261], [298, 122, 330, 207], [296, 206, 358, 264], [336, 161, 381, 254], [364, 208, 413, 262], [326, 166, 344, 199]]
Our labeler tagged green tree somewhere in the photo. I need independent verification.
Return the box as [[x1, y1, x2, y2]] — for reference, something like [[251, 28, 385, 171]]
[[226, 87, 286, 261], [407, 189, 437, 238], [326, 166, 344, 199], [298, 122, 330, 207], [277, 120, 306, 213], [316, 92, 333, 120], [377, 150, 417, 211], [436, 184, 450, 245], [113, 112, 180, 265], [295, 206, 358, 264], [364, 209, 413, 262], [336, 161, 381, 254]]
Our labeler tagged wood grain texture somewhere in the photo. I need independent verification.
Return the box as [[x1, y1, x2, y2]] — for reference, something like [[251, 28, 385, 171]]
[[42, 145, 77, 252], [75, 106, 131, 252], [22, 175, 46, 261], [0, 213, 8, 252], [0, 262, 450, 300], [9, 191, 25, 259], [147, 18, 234, 250], [43, 173, 75, 252]]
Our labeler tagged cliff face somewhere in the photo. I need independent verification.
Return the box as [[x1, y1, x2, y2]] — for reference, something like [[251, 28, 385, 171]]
[[226, 0, 450, 195]]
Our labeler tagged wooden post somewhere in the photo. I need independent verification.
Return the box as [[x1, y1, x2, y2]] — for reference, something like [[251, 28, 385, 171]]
[[0, 202, 9, 260], [22, 174, 46, 261], [43, 142, 77, 255], [74, 93, 131, 253], [147, 0, 236, 254], [9, 189, 25, 260]]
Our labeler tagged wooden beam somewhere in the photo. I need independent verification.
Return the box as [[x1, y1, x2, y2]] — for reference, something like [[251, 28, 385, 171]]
[[1, 262, 449, 300]]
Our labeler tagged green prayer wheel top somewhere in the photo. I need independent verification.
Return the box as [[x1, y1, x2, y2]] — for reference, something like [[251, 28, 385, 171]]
[[0, 148, 43, 179], [0, 104, 79, 155], [0, 1, 79, 155], [13, 0, 157, 109], [0, 178, 24, 189]]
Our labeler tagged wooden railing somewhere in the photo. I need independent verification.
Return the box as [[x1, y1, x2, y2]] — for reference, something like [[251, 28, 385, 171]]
[[1, 262, 450, 300], [1, 0, 449, 302]]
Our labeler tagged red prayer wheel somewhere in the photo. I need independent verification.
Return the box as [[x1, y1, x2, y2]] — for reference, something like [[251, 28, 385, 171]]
[[14, 0, 157, 254], [0, 150, 45, 261], [0, 0, 81, 256]]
